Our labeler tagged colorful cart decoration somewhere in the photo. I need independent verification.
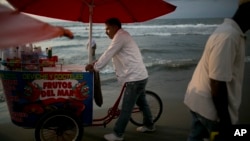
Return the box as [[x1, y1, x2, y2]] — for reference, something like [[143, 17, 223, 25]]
[[0, 70, 93, 128]]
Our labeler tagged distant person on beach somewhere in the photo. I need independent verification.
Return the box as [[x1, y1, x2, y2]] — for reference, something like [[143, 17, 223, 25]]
[[184, 1, 250, 141], [87, 39, 97, 57], [85, 17, 154, 141]]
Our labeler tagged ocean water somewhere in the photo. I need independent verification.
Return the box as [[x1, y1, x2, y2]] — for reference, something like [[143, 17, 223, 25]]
[[34, 18, 222, 72], [0, 18, 249, 102]]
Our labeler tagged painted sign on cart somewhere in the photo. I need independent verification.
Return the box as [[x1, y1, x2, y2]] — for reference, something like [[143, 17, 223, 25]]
[[0, 71, 93, 128]]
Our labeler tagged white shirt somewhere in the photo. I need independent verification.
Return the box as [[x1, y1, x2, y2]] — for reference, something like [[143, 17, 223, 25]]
[[184, 19, 246, 124], [94, 29, 148, 85]]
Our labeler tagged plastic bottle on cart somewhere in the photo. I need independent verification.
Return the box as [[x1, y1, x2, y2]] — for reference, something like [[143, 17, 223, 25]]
[[24, 44, 32, 55], [2, 49, 8, 61], [36, 46, 42, 56], [8, 47, 16, 59], [0, 50, 2, 70], [19, 45, 25, 56], [40, 47, 48, 58], [47, 47, 52, 58], [1, 48, 12, 70]]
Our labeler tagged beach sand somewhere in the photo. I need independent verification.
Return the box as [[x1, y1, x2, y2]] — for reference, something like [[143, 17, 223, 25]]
[[0, 63, 249, 141]]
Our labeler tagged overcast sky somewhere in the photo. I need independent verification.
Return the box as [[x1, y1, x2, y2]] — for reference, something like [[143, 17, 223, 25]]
[[0, 0, 240, 20], [164, 0, 239, 19]]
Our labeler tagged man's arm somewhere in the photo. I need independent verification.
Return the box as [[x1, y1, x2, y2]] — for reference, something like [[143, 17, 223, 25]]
[[210, 78, 232, 133]]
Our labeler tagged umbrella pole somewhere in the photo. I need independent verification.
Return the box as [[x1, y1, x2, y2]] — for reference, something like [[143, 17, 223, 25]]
[[88, 5, 93, 64]]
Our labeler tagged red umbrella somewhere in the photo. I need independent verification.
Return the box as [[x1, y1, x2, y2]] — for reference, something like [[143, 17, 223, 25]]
[[0, 4, 73, 48], [7, 0, 176, 62]]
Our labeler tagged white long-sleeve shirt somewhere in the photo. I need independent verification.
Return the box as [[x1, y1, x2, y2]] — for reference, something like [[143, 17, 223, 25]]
[[94, 29, 148, 85]]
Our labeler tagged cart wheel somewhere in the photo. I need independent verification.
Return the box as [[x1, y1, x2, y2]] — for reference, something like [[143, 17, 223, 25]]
[[35, 110, 83, 141], [130, 90, 163, 126]]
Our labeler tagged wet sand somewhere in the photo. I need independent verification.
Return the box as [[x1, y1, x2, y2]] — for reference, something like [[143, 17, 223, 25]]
[[0, 63, 249, 141]]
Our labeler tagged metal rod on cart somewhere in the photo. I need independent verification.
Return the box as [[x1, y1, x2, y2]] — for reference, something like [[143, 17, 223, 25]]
[[92, 84, 127, 126]]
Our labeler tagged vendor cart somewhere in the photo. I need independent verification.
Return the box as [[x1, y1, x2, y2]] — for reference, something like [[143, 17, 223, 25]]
[[0, 50, 163, 141], [0, 61, 93, 140]]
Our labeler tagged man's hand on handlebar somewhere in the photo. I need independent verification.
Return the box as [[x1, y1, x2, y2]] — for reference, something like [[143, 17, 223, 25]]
[[85, 64, 95, 72]]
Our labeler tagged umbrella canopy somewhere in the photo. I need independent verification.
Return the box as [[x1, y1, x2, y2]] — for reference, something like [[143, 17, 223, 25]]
[[0, 4, 73, 48], [7, 0, 176, 23], [7, 0, 176, 62]]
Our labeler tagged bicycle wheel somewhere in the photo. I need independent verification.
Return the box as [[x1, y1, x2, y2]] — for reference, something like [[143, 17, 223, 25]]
[[35, 110, 83, 141], [130, 90, 163, 126]]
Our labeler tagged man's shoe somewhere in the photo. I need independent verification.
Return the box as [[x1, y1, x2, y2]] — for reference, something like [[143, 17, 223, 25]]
[[104, 133, 124, 141], [136, 126, 156, 133]]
